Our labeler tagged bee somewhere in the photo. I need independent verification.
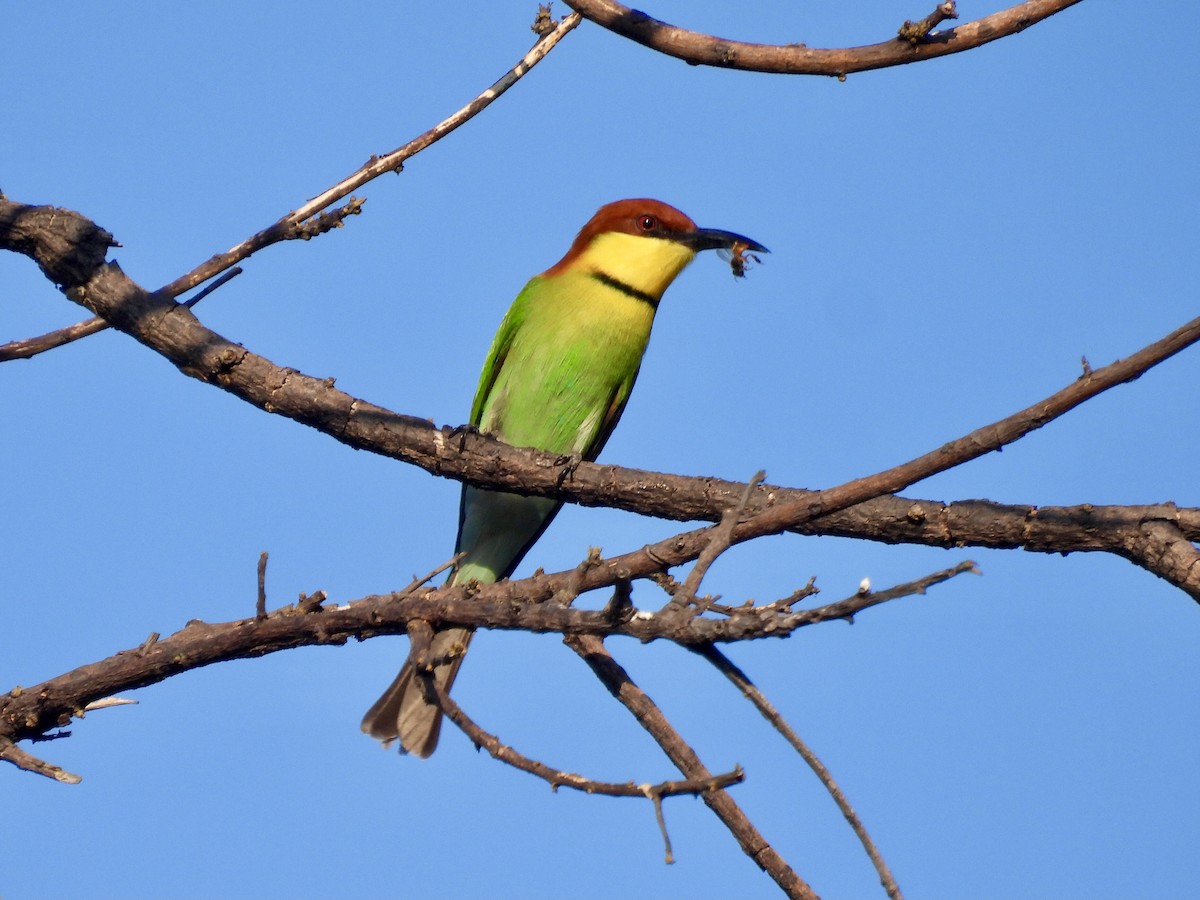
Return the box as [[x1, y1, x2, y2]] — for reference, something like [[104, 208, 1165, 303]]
[[717, 240, 763, 278]]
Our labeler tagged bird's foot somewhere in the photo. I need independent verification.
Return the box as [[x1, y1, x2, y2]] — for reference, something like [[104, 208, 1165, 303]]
[[553, 452, 582, 487]]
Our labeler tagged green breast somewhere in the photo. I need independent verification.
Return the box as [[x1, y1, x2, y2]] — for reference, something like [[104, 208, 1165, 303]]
[[479, 271, 656, 457]]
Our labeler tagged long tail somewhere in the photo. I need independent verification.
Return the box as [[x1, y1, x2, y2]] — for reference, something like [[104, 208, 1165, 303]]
[[359, 626, 474, 757], [361, 487, 559, 756]]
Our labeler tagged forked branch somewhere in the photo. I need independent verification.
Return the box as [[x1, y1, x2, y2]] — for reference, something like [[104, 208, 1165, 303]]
[[407, 616, 745, 800], [566, 634, 818, 900]]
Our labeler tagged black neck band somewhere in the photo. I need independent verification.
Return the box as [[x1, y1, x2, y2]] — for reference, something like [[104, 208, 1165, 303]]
[[589, 270, 659, 308]]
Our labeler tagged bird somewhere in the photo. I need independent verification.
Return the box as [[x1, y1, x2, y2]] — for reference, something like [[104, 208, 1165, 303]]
[[361, 198, 767, 757]]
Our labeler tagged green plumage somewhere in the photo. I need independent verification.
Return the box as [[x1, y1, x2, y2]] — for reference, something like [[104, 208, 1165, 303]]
[[456, 269, 656, 584], [363, 268, 659, 756], [360, 198, 763, 757]]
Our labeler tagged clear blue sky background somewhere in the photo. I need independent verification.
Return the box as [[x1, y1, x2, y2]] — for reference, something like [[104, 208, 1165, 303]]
[[3, 3, 1198, 898]]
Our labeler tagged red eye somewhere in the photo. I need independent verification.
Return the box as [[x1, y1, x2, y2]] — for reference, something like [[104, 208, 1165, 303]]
[[638, 214, 658, 232]]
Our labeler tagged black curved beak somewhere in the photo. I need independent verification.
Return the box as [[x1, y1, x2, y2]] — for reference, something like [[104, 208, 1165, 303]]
[[676, 227, 769, 255]]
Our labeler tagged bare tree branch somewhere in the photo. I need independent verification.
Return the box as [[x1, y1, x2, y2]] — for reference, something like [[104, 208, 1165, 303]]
[[1117, 519, 1200, 598], [416, 649, 746, 800], [0, 11, 580, 362], [899, 2, 959, 45], [564, 0, 1084, 77], [155, 12, 581, 302], [781, 561, 981, 625], [696, 643, 905, 899], [0, 548, 976, 769], [255, 552, 269, 621], [0, 313, 110, 362], [0, 737, 82, 784], [566, 634, 819, 900], [687, 563, 980, 897], [666, 471, 764, 614], [2, 196, 1197, 600]]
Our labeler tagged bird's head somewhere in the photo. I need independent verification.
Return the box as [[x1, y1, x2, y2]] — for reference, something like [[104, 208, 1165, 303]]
[[543, 199, 767, 300]]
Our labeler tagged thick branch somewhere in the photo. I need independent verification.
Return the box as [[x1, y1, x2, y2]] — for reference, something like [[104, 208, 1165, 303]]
[[564, 0, 1083, 76], [2, 197, 1197, 599], [1115, 520, 1200, 598], [0, 558, 971, 755]]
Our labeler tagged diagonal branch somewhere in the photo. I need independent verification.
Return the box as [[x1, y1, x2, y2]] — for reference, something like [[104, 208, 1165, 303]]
[[0, 11, 581, 362], [666, 472, 764, 614], [155, 11, 581, 301], [0, 313, 110, 362], [0, 737, 82, 784], [783, 560, 980, 625], [686, 563, 980, 897], [413, 640, 746, 800], [565, 0, 1084, 77], [565, 634, 818, 900], [695, 643, 903, 899]]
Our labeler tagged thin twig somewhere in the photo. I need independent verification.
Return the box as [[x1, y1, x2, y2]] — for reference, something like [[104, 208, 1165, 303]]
[[771, 578, 820, 611], [181, 267, 243, 309], [694, 643, 904, 900], [643, 784, 676, 864], [667, 472, 764, 614], [156, 12, 581, 301], [566, 634, 818, 900], [0, 267, 241, 363], [787, 560, 981, 625], [0, 315, 109, 362], [0, 738, 81, 784], [401, 554, 464, 595], [419, 670, 744, 800], [0, 14, 580, 363]]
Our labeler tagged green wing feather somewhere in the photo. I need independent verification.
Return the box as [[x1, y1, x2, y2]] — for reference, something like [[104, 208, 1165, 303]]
[[469, 285, 528, 428], [454, 271, 655, 582]]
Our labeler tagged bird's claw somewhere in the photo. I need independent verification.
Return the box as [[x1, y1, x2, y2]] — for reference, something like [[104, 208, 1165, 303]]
[[554, 453, 582, 487], [447, 422, 481, 451]]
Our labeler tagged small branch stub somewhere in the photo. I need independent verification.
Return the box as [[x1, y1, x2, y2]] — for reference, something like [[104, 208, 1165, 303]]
[[256, 552, 268, 620], [532, 3, 557, 36], [899, 2, 959, 44]]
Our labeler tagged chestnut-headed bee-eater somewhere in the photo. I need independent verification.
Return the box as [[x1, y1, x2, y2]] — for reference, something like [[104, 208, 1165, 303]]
[[362, 199, 767, 756]]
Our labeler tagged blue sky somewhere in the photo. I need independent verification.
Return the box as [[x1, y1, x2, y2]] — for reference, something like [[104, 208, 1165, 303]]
[[3, 2, 1198, 897]]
